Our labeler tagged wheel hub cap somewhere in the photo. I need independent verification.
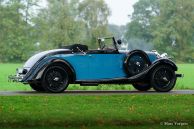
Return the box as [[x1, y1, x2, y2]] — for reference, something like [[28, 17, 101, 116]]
[[162, 77, 169, 82], [136, 62, 141, 66], [53, 77, 60, 82]]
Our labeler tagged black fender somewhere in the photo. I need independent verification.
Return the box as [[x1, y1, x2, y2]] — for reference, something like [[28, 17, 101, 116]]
[[127, 58, 178, 82], [22, 57, 76, 83], [125, 50, 151, 63], [151, 58, 177, 71]]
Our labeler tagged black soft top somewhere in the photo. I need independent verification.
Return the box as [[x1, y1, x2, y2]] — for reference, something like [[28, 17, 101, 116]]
[[61, 44, 88, 52]]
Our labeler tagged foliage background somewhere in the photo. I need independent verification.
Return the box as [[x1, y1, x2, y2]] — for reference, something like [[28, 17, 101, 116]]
[[0, 0, 194, 63], [0, 1, 194, 128]]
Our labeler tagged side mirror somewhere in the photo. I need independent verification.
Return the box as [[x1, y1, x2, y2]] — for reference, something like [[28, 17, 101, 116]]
[[117, 39, 122, 45]]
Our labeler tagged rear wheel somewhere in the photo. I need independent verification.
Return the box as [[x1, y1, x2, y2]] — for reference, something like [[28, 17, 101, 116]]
[[42, 65, 69, 93], [29, 83, 45, 92], [151, 65, 176, 92], [132, 83, 152, 91]]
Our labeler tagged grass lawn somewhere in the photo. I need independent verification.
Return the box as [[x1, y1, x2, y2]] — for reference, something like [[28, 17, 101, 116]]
[[175, 64, 194, 89], [0, 95, 194, 129], [0, 64, 31, 91], [0, 63, 193, 91], [0, 64, 194, 129]]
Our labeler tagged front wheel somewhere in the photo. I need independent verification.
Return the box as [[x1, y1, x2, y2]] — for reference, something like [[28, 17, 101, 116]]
[[151, 65, 176, 92], [132, 83, 152, 91], [42, 66, 69, 93]]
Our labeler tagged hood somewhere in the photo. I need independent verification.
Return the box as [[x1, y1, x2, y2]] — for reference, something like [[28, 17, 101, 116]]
[[23, 49, 69, 69]]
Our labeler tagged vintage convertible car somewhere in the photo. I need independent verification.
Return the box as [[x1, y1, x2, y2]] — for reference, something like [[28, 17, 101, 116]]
[[9, 37, 182, 93]]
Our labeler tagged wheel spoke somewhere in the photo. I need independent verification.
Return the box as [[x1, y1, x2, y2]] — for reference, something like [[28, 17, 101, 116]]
[[127, 53, 149, 76], [152, 66, 175, 90], [44, 66, 69, 92]]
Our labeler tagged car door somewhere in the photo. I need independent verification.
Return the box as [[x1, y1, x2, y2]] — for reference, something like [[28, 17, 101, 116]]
[[87, 53, 127, 80], [61, 53, 91, 80]]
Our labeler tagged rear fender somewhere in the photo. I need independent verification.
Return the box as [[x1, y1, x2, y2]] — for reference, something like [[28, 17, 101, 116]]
[[22, 57, 76, 83]]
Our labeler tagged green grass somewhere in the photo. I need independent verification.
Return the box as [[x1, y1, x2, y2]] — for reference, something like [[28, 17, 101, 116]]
[[175, 64, 194, 89], [0, 64, 194, 128], [0, 63, 193, 90], [0, 63, 30, 91], [0, 95, 193, 128]]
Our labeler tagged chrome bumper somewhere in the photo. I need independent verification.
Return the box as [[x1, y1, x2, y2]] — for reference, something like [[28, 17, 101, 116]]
[[8, 74, 24, 82], [8, 68, 25, 82]]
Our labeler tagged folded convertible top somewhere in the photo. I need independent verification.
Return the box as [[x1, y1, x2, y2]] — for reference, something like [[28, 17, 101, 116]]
[[61, 44, 88, 52]]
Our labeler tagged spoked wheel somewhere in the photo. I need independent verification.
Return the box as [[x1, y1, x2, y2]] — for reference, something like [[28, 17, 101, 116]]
[[29, 83, 45, 92], [132, 83, 152, 91], [42, 66, 69, 93], [125, 50, 151, 76], [151, 65, 176, 92]]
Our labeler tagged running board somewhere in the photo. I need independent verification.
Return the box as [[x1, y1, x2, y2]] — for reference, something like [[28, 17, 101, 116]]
[[80, 83, 99, 86], [76, 77, 138, 84]]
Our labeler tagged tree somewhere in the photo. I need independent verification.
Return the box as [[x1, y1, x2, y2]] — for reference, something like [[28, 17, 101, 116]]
[[108, 24, 126, 39], [151, 0, 194, 61], [35, 0, 111, 49], [22, 0, 39, 24], [125, 20, 151, 41], [78, 0, 110, 48], [126, 0, 160, 41], [0, 0, 37, 62], [0, 0, 111, 62], [125, 0, 194, 62], [35, 0, 85, 50]]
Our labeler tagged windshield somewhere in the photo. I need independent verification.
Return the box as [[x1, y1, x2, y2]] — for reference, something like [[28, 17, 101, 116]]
[[98, 37, 117, 50]]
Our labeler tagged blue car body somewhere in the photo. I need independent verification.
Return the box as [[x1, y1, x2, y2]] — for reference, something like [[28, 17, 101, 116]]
[[20, 50, 159, 83], [48, 52, 157, 80]]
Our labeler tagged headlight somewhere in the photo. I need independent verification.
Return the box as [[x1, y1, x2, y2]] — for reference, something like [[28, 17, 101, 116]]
[[160, 53, 168, 58], [152, 50, 169, 59], [151, 50, 160, 58]]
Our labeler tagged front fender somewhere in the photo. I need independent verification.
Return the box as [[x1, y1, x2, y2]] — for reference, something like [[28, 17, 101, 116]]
[[128, 58, 178, 81], [151, 58, 177, 71], [22, 57, 75, 83]]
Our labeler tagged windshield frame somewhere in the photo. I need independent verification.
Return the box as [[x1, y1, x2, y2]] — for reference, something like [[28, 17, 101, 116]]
[[98, 37, 118, 51]]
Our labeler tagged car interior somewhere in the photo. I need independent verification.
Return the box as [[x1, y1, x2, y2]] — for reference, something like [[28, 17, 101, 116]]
[[62, 44, 119, 54]]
